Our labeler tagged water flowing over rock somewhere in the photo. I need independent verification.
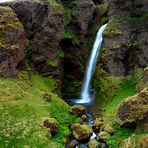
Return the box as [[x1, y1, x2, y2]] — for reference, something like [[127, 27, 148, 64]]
[[75, 24, 107, 104], [0, 6, 28, 77]]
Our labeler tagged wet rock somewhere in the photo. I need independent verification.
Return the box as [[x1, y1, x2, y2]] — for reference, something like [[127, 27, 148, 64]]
[[68, 139, 78, 148], [103, 124, 115, 134], [88, 139, 99, 148], [98, 131, 110, 141], [81, 115, 87, 122], [43, 118, 58, 134], [117, 87, 148, 128], [71, 123, 93, 141], [119, 136, 136, 148], [0, 6, 28, 77], [43, 93, 52, 102], [70, 105, 86, 116], [92, 118, 104, 132]]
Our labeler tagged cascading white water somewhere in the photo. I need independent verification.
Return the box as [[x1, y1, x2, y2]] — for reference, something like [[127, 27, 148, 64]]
[[75, 24, 107, 104], [0, 0, 15, 3]]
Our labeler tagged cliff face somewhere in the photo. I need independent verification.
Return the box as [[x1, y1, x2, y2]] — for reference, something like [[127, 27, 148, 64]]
[[0, 6, 28, 77], [101, 0, 148, 75], [0, 0, 147, 97]]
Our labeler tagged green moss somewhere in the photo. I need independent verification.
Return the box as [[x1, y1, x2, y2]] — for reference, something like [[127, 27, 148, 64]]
[[46, 60, 58, 67], [57, 50, 65, 58], [107, 127, 134, 148], [97, 3, 109, 16], [0, 75, 78, 147], [48, 0, 63, 14], [129, 13, 148, 27], [62, 80, 82, 99], [64, 31, 80, 45], [103, 17, 122, 36]]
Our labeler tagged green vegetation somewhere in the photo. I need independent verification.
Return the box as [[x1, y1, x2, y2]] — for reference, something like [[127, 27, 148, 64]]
[[64, 31, 80, 45], [46, 60, 58, 67], [0, 75, 78, 147], [95, 68, 146, 147], [103, 17, 122, 36], [129, 13, 148, 27], [107, 128, 134, 148], [48, 0, 63, 14], [57, 50, 65, 58]]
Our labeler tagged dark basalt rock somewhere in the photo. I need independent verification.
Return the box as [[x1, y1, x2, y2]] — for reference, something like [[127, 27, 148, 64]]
[[0, 6, 28, 77], [1, 0, 64, 83], [99, 0, 148, 76]]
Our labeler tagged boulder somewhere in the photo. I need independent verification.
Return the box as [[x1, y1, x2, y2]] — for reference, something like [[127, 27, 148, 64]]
[[119, 136, 136, 148], [71, 123, 93, 141], [103, 124, 115, 134], [88, 139, 99, 148], [68, 139, 78, 148], [43, 93, 52, 102], [117, 87, 148, 128], [98, 131, 110, 141], [0, 6, 28, 77], [140, 135, 148, 148], [92, 118, 104, 132], [43, 118, 58, 134], [1, 0, 64, 81], [81, 115, 87, 122], [70, 105, 86, 116]]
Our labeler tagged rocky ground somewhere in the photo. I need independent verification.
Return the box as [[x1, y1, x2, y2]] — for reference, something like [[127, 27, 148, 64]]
[[0, 0, 147, 147]]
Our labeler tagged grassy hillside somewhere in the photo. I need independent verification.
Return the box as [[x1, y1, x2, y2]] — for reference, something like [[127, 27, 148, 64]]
[[0, 74, 78, 148]]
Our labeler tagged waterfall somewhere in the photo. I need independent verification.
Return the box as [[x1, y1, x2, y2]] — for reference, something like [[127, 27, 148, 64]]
[[75, 24, 107, 104]]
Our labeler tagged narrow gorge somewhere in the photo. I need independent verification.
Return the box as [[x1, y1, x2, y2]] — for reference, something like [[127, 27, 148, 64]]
[[0, 0, 147, 148]]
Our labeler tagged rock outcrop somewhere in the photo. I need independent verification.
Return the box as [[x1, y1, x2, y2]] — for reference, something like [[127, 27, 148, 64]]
[[100, 0, 148, 76], [43, 117, 58, 134], [0, 6, 28, 77], [117, 87, 148, 129], [70, 105, 86, 117], [71, 123, 93, 141], [1, 0, 64, 84]]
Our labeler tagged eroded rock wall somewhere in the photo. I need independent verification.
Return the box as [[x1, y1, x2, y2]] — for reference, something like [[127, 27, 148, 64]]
[[0, 6, 28, 77], [101, 0, 148, 76]]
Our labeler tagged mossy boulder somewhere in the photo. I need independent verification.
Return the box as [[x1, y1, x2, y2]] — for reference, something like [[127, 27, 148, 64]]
[[70, 105, 86, 116], [88, 139, 99, 148], [71, 123, 93, 141], [0, 6, 28, 77], [140, 135, 148, 148], [103, 124, 115, 134], [68, 139, 78, 148], [92, 118, 104, 132], [43, 118, 58, 134], [98, 131, 110, 141], [117, 87, 148, 129], [119, 135, 136, 148]]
